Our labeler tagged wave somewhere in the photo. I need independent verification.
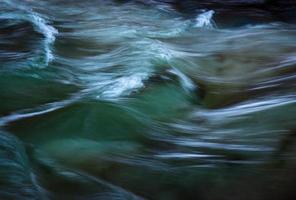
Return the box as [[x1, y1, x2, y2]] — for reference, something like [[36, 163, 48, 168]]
[[43, 3, 218, 100], [194, 10, 216, 28], [1, 0, 58, 68], [195, 95, 296, 121], [1, 1, 295, 199], [0, 131, 143, 200], [29, 13, 58, 66], [0, 131, 48, 200], [0, 93, 81, 126]]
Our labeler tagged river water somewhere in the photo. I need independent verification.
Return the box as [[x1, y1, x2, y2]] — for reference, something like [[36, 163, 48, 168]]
[[0, 0, 296, 199]]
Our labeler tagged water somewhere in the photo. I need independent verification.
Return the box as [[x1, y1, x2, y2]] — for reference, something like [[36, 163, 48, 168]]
[[0, 0, 296, 199]]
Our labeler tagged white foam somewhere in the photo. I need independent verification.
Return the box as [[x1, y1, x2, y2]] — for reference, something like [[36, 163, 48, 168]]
[[174, 140, 272, 152], [168, 67, 196, 92], [0, 96, 78, 126], [155, 152, 218, 159], [195, 95, 296, 122], [30, 13, 58, 65], [194, 10, 216, 28], [95, 73, 148, 99], [2, 0, 58, 67]]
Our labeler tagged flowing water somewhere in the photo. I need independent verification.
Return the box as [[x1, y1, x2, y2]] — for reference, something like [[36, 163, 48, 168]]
[[0, 0, 296, 199]]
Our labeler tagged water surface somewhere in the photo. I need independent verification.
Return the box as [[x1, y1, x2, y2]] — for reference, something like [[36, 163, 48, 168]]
[[0, 0, 296, 199]]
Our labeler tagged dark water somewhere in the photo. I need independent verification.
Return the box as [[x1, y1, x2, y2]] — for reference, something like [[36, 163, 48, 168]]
[[0, 0, 296, 199]]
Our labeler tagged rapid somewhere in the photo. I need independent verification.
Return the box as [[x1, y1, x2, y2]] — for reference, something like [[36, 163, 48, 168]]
[[0, 0, 296, 199]]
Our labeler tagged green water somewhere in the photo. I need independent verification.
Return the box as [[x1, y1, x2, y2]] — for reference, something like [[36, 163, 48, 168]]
[[0, 0, 296, 199]]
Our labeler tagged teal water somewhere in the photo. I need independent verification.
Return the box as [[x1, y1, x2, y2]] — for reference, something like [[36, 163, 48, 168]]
[[0, 0, 296, 199]]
